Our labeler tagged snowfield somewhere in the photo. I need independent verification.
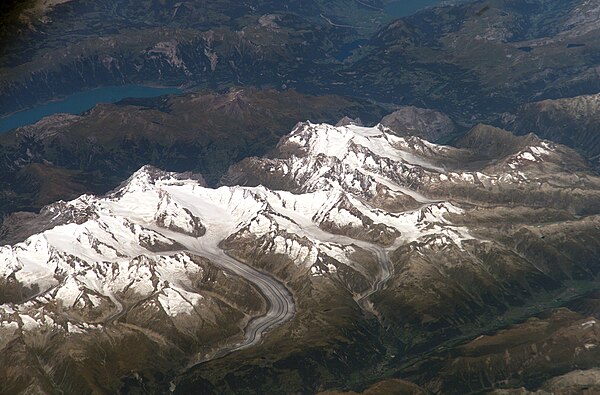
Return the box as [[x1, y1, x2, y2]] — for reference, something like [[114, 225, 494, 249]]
[[0, 122, 484, 356]]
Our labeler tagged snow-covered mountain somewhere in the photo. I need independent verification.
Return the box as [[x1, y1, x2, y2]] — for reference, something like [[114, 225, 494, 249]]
[[3, 120, 600, 393], [0, 122, 476, 338]]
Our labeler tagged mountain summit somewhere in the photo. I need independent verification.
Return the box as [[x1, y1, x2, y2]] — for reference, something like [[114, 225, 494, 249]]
[[2, 122, 600, 393]]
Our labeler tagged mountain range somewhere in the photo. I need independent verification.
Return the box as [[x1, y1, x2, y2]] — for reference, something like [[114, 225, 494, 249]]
[[2, 0, 600, 394], [2, 120, 600, 393], [0, 88, 389, 219], [3, 0, 600, 128]]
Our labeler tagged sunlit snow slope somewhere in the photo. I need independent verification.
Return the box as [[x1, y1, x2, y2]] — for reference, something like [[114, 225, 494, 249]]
[[2, 121, 600, 383]]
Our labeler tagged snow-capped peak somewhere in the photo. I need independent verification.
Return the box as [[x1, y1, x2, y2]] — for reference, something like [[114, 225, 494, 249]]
[[283, 121, 444, 171], [9, 120, 562, 341]]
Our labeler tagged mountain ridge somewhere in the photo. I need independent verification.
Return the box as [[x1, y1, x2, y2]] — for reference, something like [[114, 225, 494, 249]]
[[2, 120, 600, 393]]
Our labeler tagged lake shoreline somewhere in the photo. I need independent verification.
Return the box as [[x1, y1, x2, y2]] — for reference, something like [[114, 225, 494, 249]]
[[0, 84, 184, 133]]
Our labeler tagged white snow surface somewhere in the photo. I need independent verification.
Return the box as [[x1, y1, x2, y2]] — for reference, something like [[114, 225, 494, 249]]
[[279, 122, 564, 192], [0, 122, 479, 333]]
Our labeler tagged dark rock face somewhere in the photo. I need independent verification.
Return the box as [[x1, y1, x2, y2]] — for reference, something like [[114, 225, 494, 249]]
[[512, 94, 600, 168], [455, 124, 535, 160], [0, 89, 387, 219], [380, 106, 455, 142], [330, 0, 600, 126], [425, 308, 600, 394]]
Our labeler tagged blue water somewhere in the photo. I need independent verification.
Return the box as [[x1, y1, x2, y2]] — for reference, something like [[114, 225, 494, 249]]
[[0, 85, 182, 133], [336, 39, 370, 61], [384, 0, 445, 17]]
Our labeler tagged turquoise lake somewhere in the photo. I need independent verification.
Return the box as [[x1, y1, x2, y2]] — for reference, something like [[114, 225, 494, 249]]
[[0, 85, 182, 133], [0, 2, 449, 134], [384, 0, 445, 17]]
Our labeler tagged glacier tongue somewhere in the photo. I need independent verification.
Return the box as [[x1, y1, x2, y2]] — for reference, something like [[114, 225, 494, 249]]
[[0, 122, 480, 341]]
